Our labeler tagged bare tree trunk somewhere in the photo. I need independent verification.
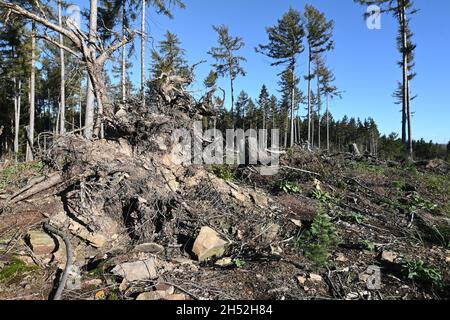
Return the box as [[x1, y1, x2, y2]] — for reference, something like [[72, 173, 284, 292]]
[[407, 78, 413, 158], [230, 75, 235, 129], [84, 0, 98, 139], [326, 93, 330, 153], [121, 4, 127, 104], [307, 48, 312, 144], [58, 0, 66, 134], [13, 77, 21, 162], [290, 60, 295, 148], [141, 0, 146, 108], [26, 23, 36, 162], [399, 0, 408, 151], [316, 69, 321, 150]]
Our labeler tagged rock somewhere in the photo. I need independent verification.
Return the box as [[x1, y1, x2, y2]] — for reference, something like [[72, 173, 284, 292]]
[[112, 258, 158, 282], [335, 252, 348, 262], [230, 189, 248, 202], [192, 227, 229, 262], [165, 293, 189, 301], [136, 291, 167, 301], [296, 275, 307, 286], [446, 256, 450, 264], [309, 274, 323, 283], [26, 231, 56, 255], [270, 245, 283, 255], [119, 279, 129, 293], [215, 257, 233, 267], [82, 279, 103, 289], [155, 283, 175, 295], [380, 250, 398, 263], [66, 265, 82, 290], [134, 242, 165, 254], [262, 223, 280, 243], [290, 219, 302, 228], [250, 192, 268, 207]]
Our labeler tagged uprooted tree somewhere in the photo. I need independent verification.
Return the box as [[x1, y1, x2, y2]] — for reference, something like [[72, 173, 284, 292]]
[[0, 0, 135, 138]]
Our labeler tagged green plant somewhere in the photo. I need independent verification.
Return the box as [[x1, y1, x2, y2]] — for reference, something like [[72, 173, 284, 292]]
[[279, 181, 301, 194], [211, 164, 235, 181], [401, 259, 443, 287], [312, 189, 334, 203], [233, 258, 246, 268], [298, 209, 340, 267], [0, 161, 46, 190], [0, 257, 38, 284], [362, 240, 376, 251], [411, 194, 438, 212]]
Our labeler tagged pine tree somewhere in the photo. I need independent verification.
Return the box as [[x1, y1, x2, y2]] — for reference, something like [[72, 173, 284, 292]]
[[257, 8, 305, 147], [208, 25, 246, 129], [304, 5, 334, 145], [141, 0, 185, 108], [257, 85, 270, 137]]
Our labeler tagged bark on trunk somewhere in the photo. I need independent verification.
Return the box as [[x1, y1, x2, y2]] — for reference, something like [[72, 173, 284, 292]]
[[26, 23, 36, 162], [290, 60, 296, 148], [141, 0, 146, 108], [59, 0, 66, 134], [307, 48, 312, 144], [84, 0, 98, 139]]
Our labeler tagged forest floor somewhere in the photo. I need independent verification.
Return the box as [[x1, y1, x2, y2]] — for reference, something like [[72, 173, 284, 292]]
[[0, 122, 449, 300]]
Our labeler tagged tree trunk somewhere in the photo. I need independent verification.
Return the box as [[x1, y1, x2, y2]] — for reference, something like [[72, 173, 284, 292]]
[[26, 23, 36, 162], [58, 0, 66, 134], [14, 77, 21, 162], [326, 93, 330, 153], [316, 68, 321, 150], [141, 0, 146, 108], [307, 48, 312, 145], [230, 75, 235, 129], [121, 4, 127, 104], [407, 77, 413, 158], [290, 60, 295, 148], [84, 0, 98, 139], [399, 0, 408, 151]]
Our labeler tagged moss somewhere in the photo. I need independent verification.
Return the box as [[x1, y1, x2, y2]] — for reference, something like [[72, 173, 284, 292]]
[[0, 257, 39, 284], [0, 161, 46, 190]]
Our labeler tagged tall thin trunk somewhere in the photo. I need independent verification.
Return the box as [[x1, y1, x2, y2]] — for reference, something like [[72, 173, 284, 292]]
[[316, 68, 321, 150], [407, 78, 413, 157], [307, 48, 312, 145], [326, 93, 330, 153], [399, 0, 408, 150], [141, 0, 146, 108], [121, 4, 127, 104], [84, 0, 98, 139], [26, 23, 36, 162], [13, 77, 21, 161], [58, 0, 66, 134], [230, 75, 235, 129], [290, 60, 296, 148]]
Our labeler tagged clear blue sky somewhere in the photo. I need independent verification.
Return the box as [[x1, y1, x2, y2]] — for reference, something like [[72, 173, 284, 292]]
[[78, 0, 450, 143]]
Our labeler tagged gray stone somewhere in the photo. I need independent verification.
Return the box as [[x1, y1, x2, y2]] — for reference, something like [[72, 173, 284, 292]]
[[112, 258, 158, 282]]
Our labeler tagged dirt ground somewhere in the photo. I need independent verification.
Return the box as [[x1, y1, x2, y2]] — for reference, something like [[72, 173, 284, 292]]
[[0, 110, 449, 301]]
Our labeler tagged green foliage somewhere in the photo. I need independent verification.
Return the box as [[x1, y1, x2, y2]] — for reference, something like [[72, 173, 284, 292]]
[[279, 181, 301, 194], [362, 240, 376, 251], [341, 212, 368, 224], [0, 161, 45, 190], [312, 189, 334, 203], [410, 194, 438, 212], [233, 259, 246, 268], [401, 259, 443, 287], [211, 164, 235, 181], [298, 209, 340, 267], [0, 257, 38, 284]]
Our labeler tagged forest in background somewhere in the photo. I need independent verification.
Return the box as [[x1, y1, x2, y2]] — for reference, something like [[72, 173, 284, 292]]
[[0, 0, 449, 163]]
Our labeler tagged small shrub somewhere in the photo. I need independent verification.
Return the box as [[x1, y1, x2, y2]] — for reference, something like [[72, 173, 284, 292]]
[[362, 240, 376, 251], [279, 181, 301, 194], [299, 208, 340, 267], [401, 259, 443, 287], [312, 189, 334, 203], [211, 164, 235, 181]]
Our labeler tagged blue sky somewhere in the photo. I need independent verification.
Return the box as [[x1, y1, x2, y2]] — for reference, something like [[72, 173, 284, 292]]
[[79, 0, 450, 143]]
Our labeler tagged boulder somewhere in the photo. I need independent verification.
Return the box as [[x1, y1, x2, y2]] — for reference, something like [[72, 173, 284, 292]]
[[380, 250, 398, 263], [192, 227, 229, 262], [134, 242, 165, 254], [26, 231, 56, 255], [112, 258, 158, 282]]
